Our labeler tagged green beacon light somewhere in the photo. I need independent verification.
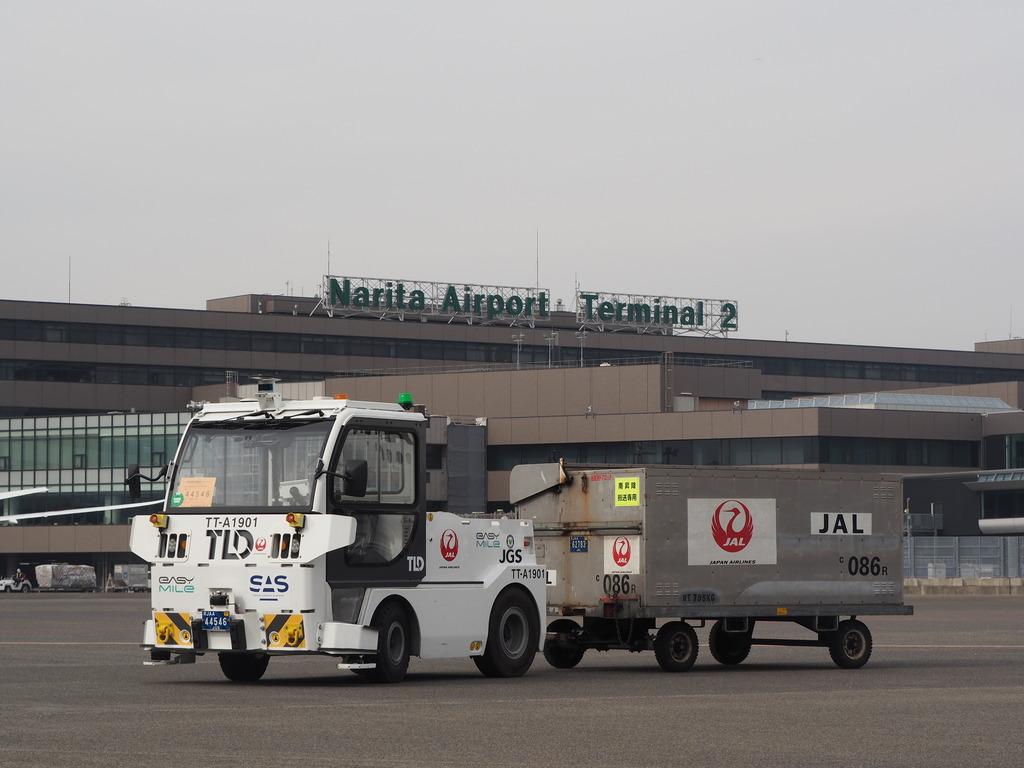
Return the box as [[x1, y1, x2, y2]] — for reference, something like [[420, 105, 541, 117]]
[[398, 392, 414, 410]]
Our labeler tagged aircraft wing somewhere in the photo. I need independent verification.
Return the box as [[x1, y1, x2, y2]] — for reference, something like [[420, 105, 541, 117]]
[[0, 499, 163, 524], [0, 487, 48, 501]]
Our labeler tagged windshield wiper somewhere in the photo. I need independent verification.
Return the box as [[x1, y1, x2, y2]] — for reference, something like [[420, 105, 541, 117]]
[[226, 410, 276, 421], [282, 409, 324, 420]]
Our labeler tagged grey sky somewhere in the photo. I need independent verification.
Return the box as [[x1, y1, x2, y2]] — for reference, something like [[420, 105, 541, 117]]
[[1, 2, 1022, 350]]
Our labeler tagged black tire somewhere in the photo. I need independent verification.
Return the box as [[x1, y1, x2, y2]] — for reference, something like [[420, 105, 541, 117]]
[[708, 620, 752, 666], [828, 619, 873, 669], [474, 589, 539, 678], [654, 621, 698, 672], [370, 601, 412, 683], [19, 583, 30, 593], [543, 619, 585, 669], [218, 652, 269, 682]]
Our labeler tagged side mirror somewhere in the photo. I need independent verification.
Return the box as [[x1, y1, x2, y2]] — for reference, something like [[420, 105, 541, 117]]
[[125, 464, 142, 499], [341, 459, 368, 499]]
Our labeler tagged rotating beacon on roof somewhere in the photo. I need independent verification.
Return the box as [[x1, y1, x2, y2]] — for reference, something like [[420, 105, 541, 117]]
[[129, 382, 548, 683]]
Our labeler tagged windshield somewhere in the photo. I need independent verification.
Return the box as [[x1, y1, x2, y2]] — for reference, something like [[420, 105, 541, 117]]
[[169, 417, 333, 510]]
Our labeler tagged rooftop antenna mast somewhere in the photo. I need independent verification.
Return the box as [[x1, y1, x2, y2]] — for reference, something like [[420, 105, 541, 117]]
[[68, 255, 71, 303], [309, 240, 333, 319], [535, 227, 539, 292]]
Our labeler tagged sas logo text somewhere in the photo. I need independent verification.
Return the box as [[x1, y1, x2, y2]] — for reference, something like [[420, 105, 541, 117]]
[[249, 574, 289, 594]]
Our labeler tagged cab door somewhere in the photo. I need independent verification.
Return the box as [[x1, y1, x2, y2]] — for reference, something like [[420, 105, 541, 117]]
[[325, 418, 427, 592]]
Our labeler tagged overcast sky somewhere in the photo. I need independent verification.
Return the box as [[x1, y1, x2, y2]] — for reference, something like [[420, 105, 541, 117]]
[[1, 2, 1022, 350]]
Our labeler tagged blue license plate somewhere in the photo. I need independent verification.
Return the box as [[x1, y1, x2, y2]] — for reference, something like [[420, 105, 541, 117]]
[[202, 610, 231, 632], [570, 535, 589, 553]]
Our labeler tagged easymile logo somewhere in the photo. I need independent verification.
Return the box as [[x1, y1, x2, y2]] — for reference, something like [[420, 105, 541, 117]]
[[158, 576, 194, 594]]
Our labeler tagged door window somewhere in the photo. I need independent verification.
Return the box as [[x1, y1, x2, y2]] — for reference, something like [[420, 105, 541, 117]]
[[336, 429, 417, 565]]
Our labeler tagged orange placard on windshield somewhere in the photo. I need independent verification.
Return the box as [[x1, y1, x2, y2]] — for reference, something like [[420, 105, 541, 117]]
[[177, 477, 217, 508]]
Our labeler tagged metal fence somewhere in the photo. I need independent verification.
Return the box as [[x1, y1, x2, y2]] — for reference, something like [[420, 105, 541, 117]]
[[904, 536, 1023, 579]]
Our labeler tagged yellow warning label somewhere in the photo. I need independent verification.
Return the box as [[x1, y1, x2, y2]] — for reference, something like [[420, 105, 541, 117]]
[[263, 614, 306, 649], [614, 476, 641, 507], [154, 611, 193, 647]]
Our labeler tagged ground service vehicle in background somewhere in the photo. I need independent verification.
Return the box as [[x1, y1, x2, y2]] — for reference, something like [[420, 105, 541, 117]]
[[512, 463, 912, 672], [129, 387, 546, 683], [1, 574, 31, 593]]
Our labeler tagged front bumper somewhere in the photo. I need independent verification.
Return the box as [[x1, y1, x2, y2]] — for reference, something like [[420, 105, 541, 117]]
[[143, 616, 377, 655]]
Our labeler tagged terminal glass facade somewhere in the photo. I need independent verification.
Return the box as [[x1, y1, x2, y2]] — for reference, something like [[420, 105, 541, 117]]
[[983, 434, 1024, 470], [487, 437, 980, 471], [0, 412, 190, 523], [3, 318, 1024, 388]]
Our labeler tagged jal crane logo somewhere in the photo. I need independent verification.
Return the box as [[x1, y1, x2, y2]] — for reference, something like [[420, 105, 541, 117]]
[[611, 536, 632, 567], [440, 529, 459, 561], [711, 500, 754, 553]]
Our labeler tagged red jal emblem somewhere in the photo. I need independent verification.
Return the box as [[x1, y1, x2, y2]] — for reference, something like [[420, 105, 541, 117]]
[[612, 536, 631, 567], [255, 537, 267, 552], [440, 529, 459, 561], [712, 500, 754, 553]]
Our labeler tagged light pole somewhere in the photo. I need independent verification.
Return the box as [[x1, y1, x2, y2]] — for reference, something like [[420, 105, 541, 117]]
[[512, 331, 526, 370], [545, 331, 559, 368], [575, 329, 588, 368]]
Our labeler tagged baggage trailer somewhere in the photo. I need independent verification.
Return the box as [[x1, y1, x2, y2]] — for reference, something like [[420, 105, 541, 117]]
[[512, 463, 912, 672]]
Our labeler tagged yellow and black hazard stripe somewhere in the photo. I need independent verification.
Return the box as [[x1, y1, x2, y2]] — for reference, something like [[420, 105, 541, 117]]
[[154, 612, 193, 647], [262, 614, 306, 649]]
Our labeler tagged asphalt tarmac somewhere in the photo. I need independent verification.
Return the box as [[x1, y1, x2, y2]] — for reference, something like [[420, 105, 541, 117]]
[[0, 593, 1022, 768]]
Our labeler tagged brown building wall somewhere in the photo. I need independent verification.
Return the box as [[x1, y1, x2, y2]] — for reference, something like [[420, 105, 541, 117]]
[[0, 525, 130, 554]]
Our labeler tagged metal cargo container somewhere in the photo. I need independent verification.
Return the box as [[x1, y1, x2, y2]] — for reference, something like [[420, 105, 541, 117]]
[[113, 564, 150, 592], [511, 463, 912, 672], [34, 564, 97, 591]]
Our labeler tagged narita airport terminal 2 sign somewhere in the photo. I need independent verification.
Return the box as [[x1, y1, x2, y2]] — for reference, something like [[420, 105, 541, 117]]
[[323, 275, 738, 335], [577, 292, 738, 335], [327, 276, 549, 325]]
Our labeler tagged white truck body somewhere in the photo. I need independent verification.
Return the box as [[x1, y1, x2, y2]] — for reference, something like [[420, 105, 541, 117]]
[[130, 393, 546, 682]]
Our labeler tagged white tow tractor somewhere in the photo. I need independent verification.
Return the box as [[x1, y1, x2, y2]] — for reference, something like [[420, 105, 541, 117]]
[[129, 387, 548, 683], [1, 574, 31, 593]]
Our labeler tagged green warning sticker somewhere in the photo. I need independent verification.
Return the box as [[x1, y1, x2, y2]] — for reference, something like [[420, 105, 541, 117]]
[[614, 476, 641, 506], [170, 492, 184, 507]]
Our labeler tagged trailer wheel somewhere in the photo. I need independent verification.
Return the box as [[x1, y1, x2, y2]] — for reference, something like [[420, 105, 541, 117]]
[[828, 619, 872, 669], [370, 601, 411, 683], [218, 652, 269, 682], [474, 589, 538, 678], [708, 620, 752, 666], [543, 620, 585, 669], [654, 621, 698, 672]]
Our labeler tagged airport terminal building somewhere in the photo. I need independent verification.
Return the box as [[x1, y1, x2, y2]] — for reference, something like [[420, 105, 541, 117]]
[[1, 276, 1023, 582]]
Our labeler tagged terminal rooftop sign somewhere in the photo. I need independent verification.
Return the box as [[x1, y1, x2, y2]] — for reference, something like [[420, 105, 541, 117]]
[[327, 276, 549, 324], [324, 275, 737, 335], [576, 292, 738, 334]]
